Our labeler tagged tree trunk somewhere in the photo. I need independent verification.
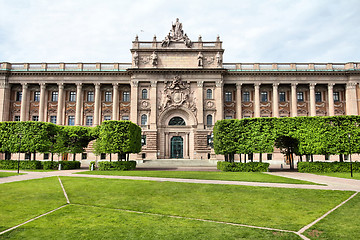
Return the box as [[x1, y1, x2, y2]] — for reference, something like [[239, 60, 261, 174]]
[[73, 153, 76, 161], [126, 153, 129, 161], [311, 154, 314, 162], [33, 152, 36, 161], [244, 154, 247, 163], [299, 155, 303, 162], [259, 153, 262, 163], [110, 153, 112, 162], [51, 153, 54, 162], [239, 154, 242, 163], [339, 154, 344, 162]]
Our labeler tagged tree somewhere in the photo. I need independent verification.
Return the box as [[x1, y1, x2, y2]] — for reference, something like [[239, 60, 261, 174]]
[[274, 135, 299, 169], [61, 126, 95, 161]]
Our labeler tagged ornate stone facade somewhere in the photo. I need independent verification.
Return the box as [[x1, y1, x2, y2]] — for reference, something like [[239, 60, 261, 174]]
[[0, 19, 360, 162]]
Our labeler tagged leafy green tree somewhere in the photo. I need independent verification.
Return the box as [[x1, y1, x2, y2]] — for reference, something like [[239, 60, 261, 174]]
[[274, 135, 299, 169], [61, 126, 95, 161]]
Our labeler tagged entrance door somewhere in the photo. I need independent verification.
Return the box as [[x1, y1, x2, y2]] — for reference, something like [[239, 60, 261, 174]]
[[171, 136, 183, 158]]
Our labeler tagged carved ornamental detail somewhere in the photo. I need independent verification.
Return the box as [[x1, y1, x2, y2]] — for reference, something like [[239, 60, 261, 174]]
[[161, 18, 192, 48], [159, 75, 196, 114]]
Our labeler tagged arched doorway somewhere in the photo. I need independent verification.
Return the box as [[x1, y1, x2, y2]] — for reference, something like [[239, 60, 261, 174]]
[[171, 136, 183, 158]]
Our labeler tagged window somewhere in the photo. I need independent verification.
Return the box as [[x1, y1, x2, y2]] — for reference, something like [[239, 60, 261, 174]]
[[243, 91, 250, 102], [32, 116, 39, 121], [82, 153, 87, 160], [87, 91, 94, 102], [261, 92, 268, 102], [206, 115, 213, 126], [101, 153, 106, 160], [51, 91, 58, 102], [279, 92, 286, 102], [104, 115, 111, 121], [141, 114, 147, 125], [207, 134, 214, 148], [16, 92, 22, 101], [142, 89, 148, 99], [315, 92, 322, 102], [225, 116, 232, 119], [206, 89, 212, 99], [267, 154, 272, 161], [43, 153, 49, 160], [123, 91, 130, 102], [25, 153, 30, 160], [334, 92, 339, 102], [169, 117, 185, 125], [68, 116, 75, 126], [141, 135, 146, 146], [34, 91, 40, 102], [50, 116, 57, 124], [86, 116, 93, 126], [122, 115, 129, 120], [105, 91, 112, 102], [14, 116, 20, 121], [69, 91, 76, 102], [225, 92, 232, 102], [297, 92, 304, 102]]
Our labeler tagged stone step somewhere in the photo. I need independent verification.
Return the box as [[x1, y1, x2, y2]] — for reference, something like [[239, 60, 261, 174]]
[[136, 159, 218, 167]]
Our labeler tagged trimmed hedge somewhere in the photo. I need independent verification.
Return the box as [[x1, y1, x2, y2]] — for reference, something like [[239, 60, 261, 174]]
[[298, 162, 360, 173], [217, 161, 269, 172], [98, 161, 136, 171], [0, 160, 80, 170]]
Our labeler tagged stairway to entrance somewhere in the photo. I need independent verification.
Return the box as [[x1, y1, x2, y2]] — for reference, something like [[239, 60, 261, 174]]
[[136, 159, 218, 168]]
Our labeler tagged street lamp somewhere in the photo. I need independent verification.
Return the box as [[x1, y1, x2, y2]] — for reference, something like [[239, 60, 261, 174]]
[[348, 133, 353, 178], [18, 133, 22, 174]]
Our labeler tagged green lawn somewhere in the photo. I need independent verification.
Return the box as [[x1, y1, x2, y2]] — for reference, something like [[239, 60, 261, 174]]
[[304, 193, 360, 239], [0, 172, 24, 178], [61, 176, 351, 231], [78, 170, 318, 185], [0, 177, 66, 231], [314, 172, 360, 180], [0, 204, 299, 240]]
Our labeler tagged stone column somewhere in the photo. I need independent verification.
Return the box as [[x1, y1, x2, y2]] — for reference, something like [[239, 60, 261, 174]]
[[39, 83, 46, 122], [185, 133, 190, 158], [196, 81, 204, 128], [20, 83, 28, 121], [94, 83, 101, 126], [149, 81, 157, 129], [254, 83, 260, 118], [0, 81, 10, 121], [236, 83, 242, 119], [328, 83, 335, 116], [214, 80, 223, 121], [346, 82, 358, 115], [130, 80, 139, 124], [272, 83, 279, 117], [291, 83, 297, 117], [56, 83, 64, 125], [75, 83, 82, 126], [309, 83, 316, 116], [112, 83, 119, 120], [165, 132, 169, 158]]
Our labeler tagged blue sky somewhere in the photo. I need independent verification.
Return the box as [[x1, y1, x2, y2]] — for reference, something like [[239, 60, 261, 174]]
[[0, 0, 359, 63]]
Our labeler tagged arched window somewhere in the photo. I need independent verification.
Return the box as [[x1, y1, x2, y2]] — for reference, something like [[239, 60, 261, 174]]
[[141, 114, 147, 125], [206, 114, 213, 126], [169, 117, 185, 125], [142, 89, 148, 99], [206, 89, 212, 99]]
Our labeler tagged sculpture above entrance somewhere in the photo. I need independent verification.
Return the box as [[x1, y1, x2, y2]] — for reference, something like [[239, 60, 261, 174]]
[[161, 18, 192, 48]]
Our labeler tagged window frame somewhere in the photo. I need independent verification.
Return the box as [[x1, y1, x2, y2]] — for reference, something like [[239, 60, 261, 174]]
[[206, 89, 213, 99], [87, 91, 94, 102], [142, 89, 148, 99], [51, 91, 58, 102], [86, 116, 93, 126], [333, 92, 340, 102], [261, 91, 268, 102], [279, 92, 286, 102], [243, 91, 250, 102], [140, 114, 148, 126], [315, 92, 322, 103], [50, 116, 57, 124], [297, 92, 304, 102], [69, 91, 76, 102], [123, 91, 130, 102], [16, 91, 22, 102], [206, 114, 213, 126], [105, 91, 112, 102], [68, 116, 75, 126], [225, 91, 232, 102], [34, 91, 40, 102]]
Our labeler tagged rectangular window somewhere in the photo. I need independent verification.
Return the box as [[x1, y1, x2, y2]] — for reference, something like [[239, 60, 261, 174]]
[[82, 153, 87, 160], [261, 92, 268, 102], [68, 116, 75, 126], [225, 116, 232, 119], [104, 115, 111, 121], [14, 116, 20, 121], [333, 92, 339, 102], [25, 153, 30, 160], [50, 116, 57, 124], [122, 115, 129, 120], [297, 92, 304, 102], [16, 92, 22, 101], [279, 92, 286, 102], [206, 89, 212, 99], [123, 91, 130, 102], [34, 91, 40, 102], [267, 154, 272, 161], [51, 91, 58, 102], [141, 135, 146, 146], [43, 153, 49, 160], [225, 92, 232, 102], [86, 116, 93, 126], [105, 91, 112, 102], [101, 153, 106, 160], [32, 116, 39, 121], [87, 91, 94, 102], [69, 91, 76, 102], [315, 92, 322, 103], [243, 91, 250, 102]]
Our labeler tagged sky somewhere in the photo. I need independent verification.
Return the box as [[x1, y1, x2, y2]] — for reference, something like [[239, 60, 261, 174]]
[[0, 0, 359, 64]]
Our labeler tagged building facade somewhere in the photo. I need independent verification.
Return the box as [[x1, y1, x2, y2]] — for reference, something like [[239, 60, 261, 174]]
[[1, 19, 360, 161]]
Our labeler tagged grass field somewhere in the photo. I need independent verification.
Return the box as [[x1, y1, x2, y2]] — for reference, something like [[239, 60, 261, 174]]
[[0, 176, 358, 239], [0, 172, 24, 178], [314, 172, 360, 180], [78, 170, 318, 185]]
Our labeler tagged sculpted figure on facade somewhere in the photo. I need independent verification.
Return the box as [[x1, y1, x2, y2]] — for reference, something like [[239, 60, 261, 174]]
[[133, 51, 139, 67], [197, 52, 204, 67], [161, 18, 192, 48], [216, 52, 222, 67], [150, 51, 158, 67]]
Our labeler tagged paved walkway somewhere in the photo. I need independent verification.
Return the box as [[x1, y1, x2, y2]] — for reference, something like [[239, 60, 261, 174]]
[[1, 169, 359, 191]]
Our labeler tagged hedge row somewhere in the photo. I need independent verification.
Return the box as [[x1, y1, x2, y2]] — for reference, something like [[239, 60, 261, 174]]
[[298, 162, 360, 173], [0, 160, 81, 170], [217, 161, 269, 172], [95, 161, 137, 171]]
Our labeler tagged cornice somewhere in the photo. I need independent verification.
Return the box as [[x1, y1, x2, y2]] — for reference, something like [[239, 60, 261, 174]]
[[127, 68, 226, 75], [5, 71, 129, 77], [224, 70, 359, 77]]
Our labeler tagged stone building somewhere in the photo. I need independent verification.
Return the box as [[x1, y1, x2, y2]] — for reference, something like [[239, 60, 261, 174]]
[[1, 19, 360, 162]]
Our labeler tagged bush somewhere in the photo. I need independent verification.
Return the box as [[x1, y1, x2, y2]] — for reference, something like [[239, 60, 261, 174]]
[[0, 160, 42, 170], [298, 162, 360, 173], [98, 161, 136, 171], [42, 161, 81, 170], [217, 161, 269, 172]]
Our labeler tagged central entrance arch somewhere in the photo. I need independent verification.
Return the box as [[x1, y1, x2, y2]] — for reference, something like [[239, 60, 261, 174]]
[[170, 136, 183, 158]]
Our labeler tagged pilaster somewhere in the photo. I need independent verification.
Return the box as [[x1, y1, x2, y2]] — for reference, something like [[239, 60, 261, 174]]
[[214, 80, 223, 121], [149, 81, 157, 129], [94, 83, 101, 126], [130, 80, 139, 125], [196, 81, 204, 128], [0, 78, 10, 121], [254, 83, 260, 118], [39, 83, 46, 122], [236, 83, 242, 119], [112, 83, 119, 120], [272, 83, 279, 117], [346, 82, 358, 115], [20, 83, 28, 121], [57, 83, 64, 125], [309, 83, 316, 116], [75, 83, 83, 126], [291, 83, 297, 117], [328, 83, 335, 116]]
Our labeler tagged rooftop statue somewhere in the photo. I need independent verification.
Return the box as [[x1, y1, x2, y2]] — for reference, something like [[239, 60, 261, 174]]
[[161, 18, 192, 48]]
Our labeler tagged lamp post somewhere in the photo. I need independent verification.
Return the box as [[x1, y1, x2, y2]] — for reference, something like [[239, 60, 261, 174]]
[[18, 133, 22, 174], [348, 133, 353, 178]]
